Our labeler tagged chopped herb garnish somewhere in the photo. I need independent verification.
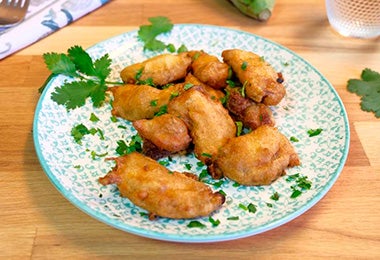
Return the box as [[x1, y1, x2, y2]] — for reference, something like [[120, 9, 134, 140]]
[[71, 124, 90, 144], [241, 61, 248, 70], [307, 128, 323, 137], [89, 113, 100, 122], [150, 99, 158, 107], [90, 151, 108, 160], [290, 136, 299, 142], [218, 190, 227, 196], [209, 216, 221, 227], [177, 44, 188, 53], [227, 216, 239, 221], [235, 121, 243, 136], [266, 203, 273, 208], [184, 83, 194, 90], [170, 91, 179, 100], [115, 134, 142, 155], [247, 203, 257, 213], [241, 80, 248, 97], [232, 182, 240, 187], [187, 220, 206, 228], [290, 188, 302, 199], [166, 43, 176, 53], [154, 105, 168, 116], [238, 203, 247, 211], [270, 192, 280, 201], [199, 169, 209, 181], [159, 160, 170, 166], [201, 152, 212, 158], [110, 116, 118, 122], [184, 163, 192, 170]]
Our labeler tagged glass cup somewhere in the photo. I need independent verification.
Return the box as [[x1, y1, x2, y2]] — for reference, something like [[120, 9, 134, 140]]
[[325, 0, 380, 38]]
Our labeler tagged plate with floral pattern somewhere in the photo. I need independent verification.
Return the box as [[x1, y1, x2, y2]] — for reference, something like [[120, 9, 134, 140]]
[[33, 24, 350, 243]]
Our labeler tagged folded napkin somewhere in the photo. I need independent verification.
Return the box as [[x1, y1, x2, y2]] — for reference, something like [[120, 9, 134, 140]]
[[0, 0, 109, 60]]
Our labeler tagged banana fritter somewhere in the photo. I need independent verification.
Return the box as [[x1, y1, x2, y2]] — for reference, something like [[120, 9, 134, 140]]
[[109, 83, 184, 121], [209, 125, 300, 185], [99, 152, 225, 219], [168, 86, 236, 164], [120, 52, 192, 86], [222, 49, 285, 105]]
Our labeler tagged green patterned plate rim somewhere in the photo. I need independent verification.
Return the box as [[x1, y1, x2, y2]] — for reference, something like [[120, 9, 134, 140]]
[[33, 24, 350, 243]]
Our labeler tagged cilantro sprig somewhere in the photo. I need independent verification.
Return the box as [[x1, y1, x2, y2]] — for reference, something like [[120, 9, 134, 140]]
[[40, 45, 123, 110], [347, 68, 380, 118]]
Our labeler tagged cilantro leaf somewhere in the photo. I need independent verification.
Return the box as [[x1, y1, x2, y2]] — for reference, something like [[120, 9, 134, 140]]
[[43, 53, 78, 78], [138, 16, 173, 51], [93, 54, 112, 81], [51, 81, 93, 109], [347, 68, 380, 118], [68, 45, 96, 76]]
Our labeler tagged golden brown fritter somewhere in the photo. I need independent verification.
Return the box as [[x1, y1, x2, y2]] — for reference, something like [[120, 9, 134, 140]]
[[188, 51, 229, 89], [168, 86, 236, 164], [109, 83, 184, 121], [184, 73, 225, 101], [222, 49, 285, 105], [120, 52, 192, 86], [225, 87, 275, 130], [132, 114, 192, 153], [209, 125, 300, 185], [98, 152, 225, 219]]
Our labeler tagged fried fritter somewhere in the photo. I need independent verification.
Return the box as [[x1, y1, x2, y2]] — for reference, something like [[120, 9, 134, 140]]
[[168, 86, 236, 164], [132, 114, 192, 154], [120, 52, 192, 86], [226, 87, 275, 130], [222, 49, 285, 105], [109, 83, 184, 121], [98, 152, 225, 219], [188, 51, 229, 89], [184, 73, 225, 101], [209, 125, 300, 185]]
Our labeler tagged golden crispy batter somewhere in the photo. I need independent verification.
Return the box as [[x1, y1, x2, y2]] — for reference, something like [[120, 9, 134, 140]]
[[98, 152, 225, 219], [184, 73, 225, 101], [132, 114, 192, 153], [226, 87, 275, 130], [209, 125, 300, 185], [120, 53, 192, 86], [109, 83, 184, 121], [222, 49, 285, 105], [188, 51, 229, 89], [168, 86, 236, 164]]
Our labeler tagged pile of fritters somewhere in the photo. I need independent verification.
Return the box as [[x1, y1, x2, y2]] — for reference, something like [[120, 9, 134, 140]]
[[99, 49, 300, 219]]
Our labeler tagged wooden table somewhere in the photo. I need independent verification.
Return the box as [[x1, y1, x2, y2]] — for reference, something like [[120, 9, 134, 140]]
[[1, 0, 379, 258]]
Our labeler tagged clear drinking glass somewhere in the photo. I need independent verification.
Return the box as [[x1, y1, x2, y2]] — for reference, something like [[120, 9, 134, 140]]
[[325, 0, 380, 38]]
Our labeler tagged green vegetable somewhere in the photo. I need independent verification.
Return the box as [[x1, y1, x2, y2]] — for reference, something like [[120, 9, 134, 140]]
[[307, 128, 323, 137], [41, 46, 122, 110], [270, 192, 280, 201], [138, 16, 174, 51], [290, 136, 299, 142], [230, 0, 276, 21], [115, 134, 143, 155], [187, 220, 206, 228], [208, 216, 221, 227], [347, 68, 380, 118], [71, 123, 90, 144], [227, 216, 239, 221]]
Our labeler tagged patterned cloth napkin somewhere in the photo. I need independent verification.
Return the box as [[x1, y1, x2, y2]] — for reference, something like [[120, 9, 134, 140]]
[[0, 0, 109, 60]]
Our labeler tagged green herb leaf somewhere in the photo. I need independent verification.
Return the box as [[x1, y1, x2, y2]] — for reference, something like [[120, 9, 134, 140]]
[[241, 61, 248, 70], [270, 192, 280, 201], [209, 216, 221, 227], [307, 128, 323, 137], [227, 216, 239, 221], [71, 124, 90, 144], [68, 45, 96, 76], [43, 52, 78, 78], [187, 220, 206, 228], [290, 136, 299, 142], [138, 16, 174, 51], [347, 68, 380, 118], [247, 203, 257, 213]]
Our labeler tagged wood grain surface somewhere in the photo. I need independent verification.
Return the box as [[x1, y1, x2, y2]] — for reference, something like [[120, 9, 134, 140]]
[[0, 0, 379, 259]]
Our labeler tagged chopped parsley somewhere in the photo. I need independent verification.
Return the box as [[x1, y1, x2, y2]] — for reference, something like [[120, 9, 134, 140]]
[[187, 220, 206, 228], [307, 128, 323, 137]]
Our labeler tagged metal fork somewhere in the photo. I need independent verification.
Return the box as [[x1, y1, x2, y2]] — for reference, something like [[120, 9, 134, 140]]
[[0, 0, 30, 26]]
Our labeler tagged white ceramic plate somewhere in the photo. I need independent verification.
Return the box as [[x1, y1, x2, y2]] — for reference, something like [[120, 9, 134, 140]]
[[33, 24, 350, 243]]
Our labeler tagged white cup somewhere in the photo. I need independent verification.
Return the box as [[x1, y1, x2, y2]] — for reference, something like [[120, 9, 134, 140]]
[[325, 0, 380, 38]]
